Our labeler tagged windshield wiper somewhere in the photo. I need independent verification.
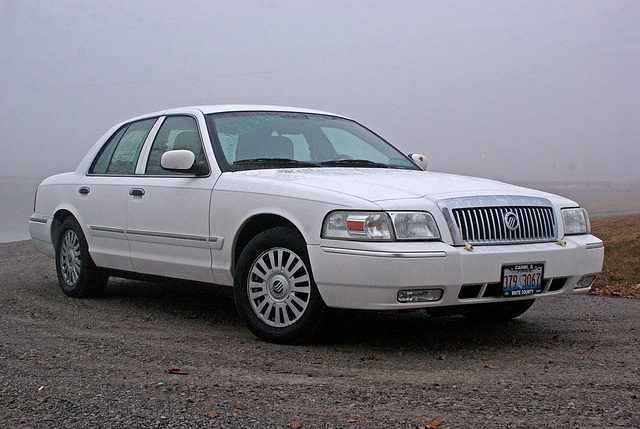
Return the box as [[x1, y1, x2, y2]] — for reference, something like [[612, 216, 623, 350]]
[[319, 159, 390, 168], [233, 158, 318, 167]]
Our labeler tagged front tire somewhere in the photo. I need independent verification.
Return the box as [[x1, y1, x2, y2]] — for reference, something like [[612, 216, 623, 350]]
[[234, 227, 326, 344], [55, 217, 108, 298]]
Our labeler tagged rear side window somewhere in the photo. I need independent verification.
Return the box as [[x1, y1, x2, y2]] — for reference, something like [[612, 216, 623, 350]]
[[89, 118, 156, 175]]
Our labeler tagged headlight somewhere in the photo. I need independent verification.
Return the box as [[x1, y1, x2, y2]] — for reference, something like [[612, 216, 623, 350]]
[[322, 211, 440, 241], [561, 207, 590, 235], [322, 212, 393, 240], [389, 212, 440, 240]]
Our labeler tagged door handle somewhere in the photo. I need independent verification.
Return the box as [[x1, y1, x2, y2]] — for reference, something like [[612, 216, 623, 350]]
[[78, 186, 90, 195], [129, 188, 145, 197]]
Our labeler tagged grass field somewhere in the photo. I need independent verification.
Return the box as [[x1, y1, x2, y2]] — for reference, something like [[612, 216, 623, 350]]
[[590, 213, 640, 298]]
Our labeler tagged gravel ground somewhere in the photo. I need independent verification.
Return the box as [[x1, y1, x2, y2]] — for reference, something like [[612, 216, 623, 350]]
[[1, 240, 639, 428]]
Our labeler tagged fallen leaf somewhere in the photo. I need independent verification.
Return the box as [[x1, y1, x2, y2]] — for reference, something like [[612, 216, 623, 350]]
[[347, 419, 359, 423], [484, 365, 500, 369], [360, 355, 382, 361], [291, 422, 302, 428], [207, 411, 219, 418], [427, 417, 442, 428], [186, 398, 205, 403], [576, 349, 583, 355], [166, 368, 188, 375]]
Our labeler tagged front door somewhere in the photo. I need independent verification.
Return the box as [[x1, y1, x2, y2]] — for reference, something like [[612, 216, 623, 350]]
[[125, 115, 217, 283]]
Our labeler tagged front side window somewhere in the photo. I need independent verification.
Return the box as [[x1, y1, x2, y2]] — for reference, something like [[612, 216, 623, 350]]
[[89, 118, 156, 175], [145, 116, 206, 175], [205, 112, 418, 172]]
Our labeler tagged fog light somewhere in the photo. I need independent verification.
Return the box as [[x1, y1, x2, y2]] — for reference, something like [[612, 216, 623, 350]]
[[397, 289, 443, 303], [576, 274, 597, 289]]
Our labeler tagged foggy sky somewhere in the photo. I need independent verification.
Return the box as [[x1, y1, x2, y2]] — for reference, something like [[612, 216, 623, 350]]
[[1, 0, 638, 183]]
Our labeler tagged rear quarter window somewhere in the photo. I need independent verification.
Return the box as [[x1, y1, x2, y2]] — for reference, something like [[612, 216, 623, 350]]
[[89, 118, 157, 175]]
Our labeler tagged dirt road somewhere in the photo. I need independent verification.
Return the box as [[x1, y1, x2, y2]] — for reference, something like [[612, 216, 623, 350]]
[[1, 241, 638, 428]]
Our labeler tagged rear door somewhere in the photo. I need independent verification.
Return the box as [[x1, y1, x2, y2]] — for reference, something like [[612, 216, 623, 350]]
[[77, 118, 158, 271]]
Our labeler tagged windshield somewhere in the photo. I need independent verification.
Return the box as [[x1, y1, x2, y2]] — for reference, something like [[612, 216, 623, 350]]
[[205, 112, 419, 171]]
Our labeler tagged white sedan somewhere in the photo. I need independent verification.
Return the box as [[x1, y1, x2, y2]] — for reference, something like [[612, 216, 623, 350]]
[[29, 105, 604, 343]]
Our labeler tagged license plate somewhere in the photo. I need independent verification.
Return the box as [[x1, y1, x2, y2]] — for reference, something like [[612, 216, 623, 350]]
[[502, 263, 544, 297]]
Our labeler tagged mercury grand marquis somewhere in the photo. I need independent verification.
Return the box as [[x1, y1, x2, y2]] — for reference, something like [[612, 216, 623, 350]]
[[29, 105, 604, 343]]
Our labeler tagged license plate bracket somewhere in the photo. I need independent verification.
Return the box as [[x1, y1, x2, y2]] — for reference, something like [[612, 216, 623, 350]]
[[502, 263, 544, 297]]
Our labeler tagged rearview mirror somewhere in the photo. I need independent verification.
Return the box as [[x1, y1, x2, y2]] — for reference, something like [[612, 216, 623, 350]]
[[409, 153, 427, 170]]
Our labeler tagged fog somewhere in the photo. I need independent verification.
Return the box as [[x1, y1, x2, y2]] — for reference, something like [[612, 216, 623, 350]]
[[1, 0, 639, 183]]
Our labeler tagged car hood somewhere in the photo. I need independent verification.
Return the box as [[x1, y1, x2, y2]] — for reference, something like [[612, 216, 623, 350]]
[[226, 168, 559, 204]]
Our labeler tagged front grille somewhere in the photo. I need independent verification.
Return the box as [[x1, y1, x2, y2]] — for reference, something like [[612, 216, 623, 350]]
[[453, 206, 555, 244], [438, 196, 557, 246]]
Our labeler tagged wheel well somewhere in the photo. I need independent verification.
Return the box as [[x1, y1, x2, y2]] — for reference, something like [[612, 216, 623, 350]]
[[51, 210, 76, 247], [233, 214, 301, 273]]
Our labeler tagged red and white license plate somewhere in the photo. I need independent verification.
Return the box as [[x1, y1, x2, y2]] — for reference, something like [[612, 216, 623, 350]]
[[502, 263, 544, 297]]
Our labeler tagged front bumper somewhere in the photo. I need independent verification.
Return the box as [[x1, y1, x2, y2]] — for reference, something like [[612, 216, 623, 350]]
[[308, 234, 604, 309]]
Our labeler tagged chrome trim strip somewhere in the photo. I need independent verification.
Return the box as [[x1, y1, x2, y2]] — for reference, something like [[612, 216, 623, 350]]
[[126, 229, 207, 242], [29, 217, 48, 224], [89, 226, 222, 247], [90, 225, 126, 234], [321, 246, 447, 258], [586, 242, 604, 250]]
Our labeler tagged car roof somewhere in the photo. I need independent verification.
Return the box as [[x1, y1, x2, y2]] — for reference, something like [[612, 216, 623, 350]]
[[127, 105, 349, 122], [194, 105, 341, 116]]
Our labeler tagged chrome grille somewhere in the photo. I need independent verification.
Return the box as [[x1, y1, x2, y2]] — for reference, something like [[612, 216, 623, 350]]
[[438, 196, 557, 246]]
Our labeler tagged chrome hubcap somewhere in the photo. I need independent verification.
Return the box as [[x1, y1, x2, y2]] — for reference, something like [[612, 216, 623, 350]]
[[248, 247, 311, 328], [60, 230, 81, 285]]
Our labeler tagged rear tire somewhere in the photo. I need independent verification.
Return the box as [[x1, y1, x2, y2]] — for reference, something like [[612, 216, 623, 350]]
[[55, 218, 108, 298], [234, 227, 326, 344], [460, 299, 535, 322]]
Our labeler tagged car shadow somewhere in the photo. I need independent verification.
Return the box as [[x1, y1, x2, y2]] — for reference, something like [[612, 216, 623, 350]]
[[100, 277, 241, 326], [317, 308, 549, 352], [98, 277, 554, 351]]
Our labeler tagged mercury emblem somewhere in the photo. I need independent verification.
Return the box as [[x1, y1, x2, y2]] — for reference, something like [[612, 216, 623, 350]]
[[504, 211, 520, 231]]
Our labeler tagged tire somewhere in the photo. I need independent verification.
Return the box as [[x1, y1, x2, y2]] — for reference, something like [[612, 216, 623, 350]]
[[233, 227, 326, 344], [460, 299, 535, 322], [55, 217, 108, 298]]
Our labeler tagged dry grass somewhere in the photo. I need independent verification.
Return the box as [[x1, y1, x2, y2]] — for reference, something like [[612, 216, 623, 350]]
[[589, 213, 640, 298]]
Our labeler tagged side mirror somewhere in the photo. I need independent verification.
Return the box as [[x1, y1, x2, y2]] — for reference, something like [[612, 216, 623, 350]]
[[409, 153, 428, 170], [161, 150, 208, 176], [161, 150, 195, 170]]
